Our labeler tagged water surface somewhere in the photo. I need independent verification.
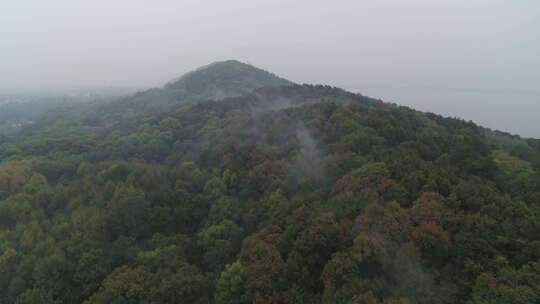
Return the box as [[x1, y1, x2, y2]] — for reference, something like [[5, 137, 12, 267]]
[[352, 86, 540, 139]]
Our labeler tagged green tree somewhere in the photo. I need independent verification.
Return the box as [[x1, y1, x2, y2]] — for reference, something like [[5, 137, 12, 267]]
[[215, 261, 247, 304]]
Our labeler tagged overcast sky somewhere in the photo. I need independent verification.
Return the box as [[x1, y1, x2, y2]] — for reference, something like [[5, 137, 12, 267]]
[[1, 0, 539, 136]]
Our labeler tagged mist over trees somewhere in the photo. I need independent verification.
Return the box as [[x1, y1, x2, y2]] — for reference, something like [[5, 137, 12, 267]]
[[1, 61, 540, 304]]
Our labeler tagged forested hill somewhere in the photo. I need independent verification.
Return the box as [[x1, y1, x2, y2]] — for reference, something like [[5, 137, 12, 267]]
[[94, 60, 294, 123], [1, 61, 540, 304], [165, 60, 294, 95], [6, 61, 293, 142]]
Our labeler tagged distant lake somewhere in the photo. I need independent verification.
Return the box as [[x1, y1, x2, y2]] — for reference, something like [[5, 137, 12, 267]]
[[350, 86, 540, 139]]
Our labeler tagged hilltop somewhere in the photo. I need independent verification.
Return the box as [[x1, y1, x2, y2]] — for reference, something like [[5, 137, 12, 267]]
[[165, 60, 293, 97], [97, 60, 294, 120]]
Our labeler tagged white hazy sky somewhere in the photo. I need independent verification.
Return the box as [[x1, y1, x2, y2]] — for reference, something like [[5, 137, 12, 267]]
[[1, 0, 539, 136]]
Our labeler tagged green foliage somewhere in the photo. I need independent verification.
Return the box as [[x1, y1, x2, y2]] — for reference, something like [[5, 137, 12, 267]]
[[198, 220, 244, 271], [215, 261, 246, 304], [0, 78, 539, 304], [15, 288, 59, 304], [23, 173, 48, 194]]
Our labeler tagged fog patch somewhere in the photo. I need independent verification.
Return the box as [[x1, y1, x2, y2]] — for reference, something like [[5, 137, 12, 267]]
[[292, 121, 324, 178], [353, 226, 457, 304], [206, 88, 229, 101], [249, 96, 297, 115]]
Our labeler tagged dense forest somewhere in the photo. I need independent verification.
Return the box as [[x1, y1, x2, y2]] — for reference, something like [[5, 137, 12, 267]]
[[1, 61, 540, 304]]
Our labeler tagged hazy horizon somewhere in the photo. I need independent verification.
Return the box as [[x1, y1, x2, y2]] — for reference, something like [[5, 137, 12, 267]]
[[1, 0, 539, 137]]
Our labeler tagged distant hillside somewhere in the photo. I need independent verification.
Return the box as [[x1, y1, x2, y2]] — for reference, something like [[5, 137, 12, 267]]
[[0, 89, 131, 139], [98, 60, 294, 120], [7, 61, 295, 141], [165, 60, 293, 98]]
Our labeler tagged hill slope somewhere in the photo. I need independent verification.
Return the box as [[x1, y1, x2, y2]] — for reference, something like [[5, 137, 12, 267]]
[[97, 60, 294, 120], [165, 60, 293, 97], [7, 61, 294, 141], [0, 62, 540, 304]]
